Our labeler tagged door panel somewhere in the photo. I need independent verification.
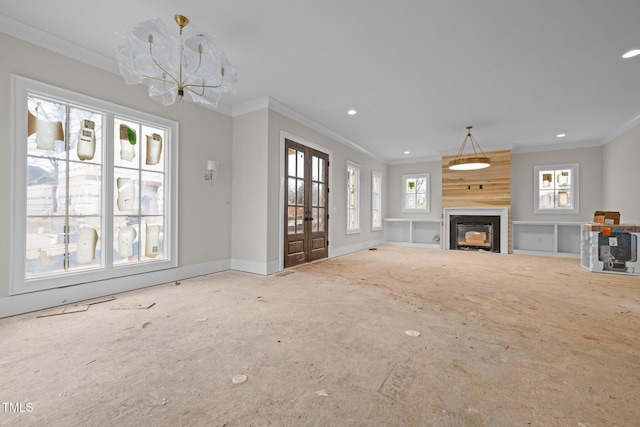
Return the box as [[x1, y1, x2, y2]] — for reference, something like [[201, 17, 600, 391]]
[[284, 139, 329, 268]]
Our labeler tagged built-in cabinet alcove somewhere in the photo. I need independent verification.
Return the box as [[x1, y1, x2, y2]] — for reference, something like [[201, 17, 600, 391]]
[[385, 149, 582, 257]]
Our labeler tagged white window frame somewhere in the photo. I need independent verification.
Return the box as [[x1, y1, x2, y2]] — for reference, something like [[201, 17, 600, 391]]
[[533, 163, 579, 214], [10, 75, 178, 295], [371, 170, 383, 231], [401, 173, 430, 213], [346, 161, 360, 234]]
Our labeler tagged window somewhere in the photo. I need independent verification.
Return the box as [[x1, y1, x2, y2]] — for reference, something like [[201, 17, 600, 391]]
[[534, 163, 579, 214], [11, 76, 177, 295], [401, 173, 430, 213], [371, 170, 382, 231], [346, 161, 360, 234]]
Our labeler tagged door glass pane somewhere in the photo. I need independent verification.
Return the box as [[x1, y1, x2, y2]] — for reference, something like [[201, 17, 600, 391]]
[[318, 183, 325, 206], [27, 157, 61, 216], [296, 207, 304, 233], [68, 216, 101, 271], [27, 97, 67, 158], [140, 171, 164, 215], [140, 126, 165, 172], [312, 156, 318, 181], [68, 162, 102, 216], [312, 182, 319, 206], [25, 216, 66, 277], [296, 179, 304, 204], [288, 178, 297, 204], [312, 207, 319, 232], [141, 216, 164, 260], [114, 119, 140, 168], [288, 148, 296, 177], [287, 207, 295, 234], [114, 168, 139, 214], [114, 215, 139, 264], [69, 107, 103, 164], [296, 150, 304, 178], [318, 158, 325, 182], [318, 208, 325, 232]]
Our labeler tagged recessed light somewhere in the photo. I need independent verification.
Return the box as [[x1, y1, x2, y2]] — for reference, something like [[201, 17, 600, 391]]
[[622, 49, 640, 59], [347, 109, 357, 115], [404, 151, 410, 154], [556, 133, 566, 138]]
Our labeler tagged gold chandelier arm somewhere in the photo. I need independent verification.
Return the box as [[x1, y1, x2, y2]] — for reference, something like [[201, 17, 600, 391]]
[[183, 81, 223, 95], [183, 67, 226, 95], [148, 38, 180, 86], [187, 45, 204, 77]]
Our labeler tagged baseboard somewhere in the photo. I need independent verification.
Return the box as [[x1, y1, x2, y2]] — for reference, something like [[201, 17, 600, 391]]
[[329, 238, 386, 258], [2, 240, 388, 318], [0, 260, 231, 319]]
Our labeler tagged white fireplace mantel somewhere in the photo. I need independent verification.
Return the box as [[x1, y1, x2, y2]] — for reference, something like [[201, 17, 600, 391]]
[[443, 208, 509, 254]]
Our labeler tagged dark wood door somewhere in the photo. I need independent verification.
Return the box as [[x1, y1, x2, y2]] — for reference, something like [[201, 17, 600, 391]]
[[284, 139, 329, 268]]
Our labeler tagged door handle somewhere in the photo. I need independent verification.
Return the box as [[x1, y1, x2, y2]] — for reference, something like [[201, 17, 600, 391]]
[[304, 217, 313, 221]]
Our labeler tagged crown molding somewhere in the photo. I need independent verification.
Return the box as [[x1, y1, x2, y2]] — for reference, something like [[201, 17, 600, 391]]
[[231, 97, 270, 117], [387, 155, 442, 165], [605, 109, 640, 143], [511, 138, 604, 154], [1, 14, 118, 74], [232, 96, 389, 164]]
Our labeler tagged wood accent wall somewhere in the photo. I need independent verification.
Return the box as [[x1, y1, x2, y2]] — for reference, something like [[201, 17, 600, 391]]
[[442, 149, 512, 252], [441, 150, 511, 208]]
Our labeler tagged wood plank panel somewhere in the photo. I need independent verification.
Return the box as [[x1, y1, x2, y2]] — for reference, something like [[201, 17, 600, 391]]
[[442, 149, 512, 252], [442, 150, 511, 208]]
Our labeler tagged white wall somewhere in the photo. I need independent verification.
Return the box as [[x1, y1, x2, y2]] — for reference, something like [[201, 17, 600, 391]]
[[511, 146, 603, 222], [231, 109, 270, 273], [0, 33, 233, 305], [603, 122, 640, 224], [386, 161, 442, 220]]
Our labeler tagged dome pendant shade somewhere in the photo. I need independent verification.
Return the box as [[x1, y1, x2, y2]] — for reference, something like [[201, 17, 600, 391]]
[[448, 126, 491, 170]]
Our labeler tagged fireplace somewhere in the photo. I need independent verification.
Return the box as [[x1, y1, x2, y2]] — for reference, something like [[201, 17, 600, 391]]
[[450, 215, 500, 252], [443, 208, 509, 254]]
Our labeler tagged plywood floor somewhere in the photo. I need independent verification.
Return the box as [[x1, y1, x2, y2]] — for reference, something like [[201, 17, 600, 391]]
[[1, 245, 639, 426]]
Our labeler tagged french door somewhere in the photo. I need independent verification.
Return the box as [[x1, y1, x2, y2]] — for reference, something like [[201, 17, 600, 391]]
[[284, 139, 329, 268]]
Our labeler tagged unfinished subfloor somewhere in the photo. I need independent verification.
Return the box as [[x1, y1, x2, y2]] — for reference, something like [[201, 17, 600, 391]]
[[1, 245, 639, 426]]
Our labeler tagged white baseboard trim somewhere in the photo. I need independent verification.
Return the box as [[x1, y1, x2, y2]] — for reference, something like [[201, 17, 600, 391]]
[[0, 260, 230, 319], [329, 238, 386, 258], [2, 241, 388, 318], [230, 259, 280, 276], [230, 258, 269, 275]]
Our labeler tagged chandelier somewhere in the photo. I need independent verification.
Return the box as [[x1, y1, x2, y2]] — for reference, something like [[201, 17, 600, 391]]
[[448, 126, 491, 170], [116, 14, 237, 107]]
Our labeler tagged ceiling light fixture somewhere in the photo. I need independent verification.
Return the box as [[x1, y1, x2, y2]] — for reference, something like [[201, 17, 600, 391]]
[[622, 49, 640, 59], [116, 14, 237, 107], [347, 109, 357, 115], [556, 133, 566, 138], [448, 126, 491, 170]]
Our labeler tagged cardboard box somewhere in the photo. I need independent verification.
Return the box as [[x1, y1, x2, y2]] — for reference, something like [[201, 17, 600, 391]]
[[593, 211, 620, 225]]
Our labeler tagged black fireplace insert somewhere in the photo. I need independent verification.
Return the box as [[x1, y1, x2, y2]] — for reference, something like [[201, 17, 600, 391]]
[[450, 215, 500, 253]]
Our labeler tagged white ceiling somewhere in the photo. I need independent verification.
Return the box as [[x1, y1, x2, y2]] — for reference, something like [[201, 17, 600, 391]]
[[2, 1, 640, 163]]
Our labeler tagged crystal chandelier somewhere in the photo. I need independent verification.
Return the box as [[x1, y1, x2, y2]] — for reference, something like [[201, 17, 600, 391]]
[[448, 126, 491, 170], [116, 14, 237, 107]]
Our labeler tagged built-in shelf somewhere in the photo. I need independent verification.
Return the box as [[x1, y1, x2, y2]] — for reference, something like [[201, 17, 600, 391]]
[[384, 219, 441, 248], [512, 221, 581, 258]]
